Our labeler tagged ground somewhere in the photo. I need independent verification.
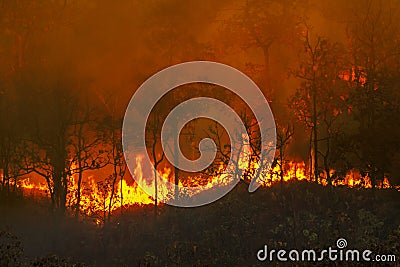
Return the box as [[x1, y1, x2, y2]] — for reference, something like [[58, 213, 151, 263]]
[[1, 181, 399, 266]]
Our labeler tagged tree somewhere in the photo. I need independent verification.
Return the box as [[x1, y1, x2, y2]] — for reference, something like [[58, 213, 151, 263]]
[[275, 124, 294, 189], [289, 29, 348, 185], [345, 0, 400, 188], [221, 0, 305, 96], [100, 108, 126, 222], [31, 87, 75, 212], [0, 0, 78, 199], [146, 106, 165, 216], [19, 73, 106, 214], [203, 108, 267, 187], [0, 86, 27, 196], [70, 99, 108, 219]]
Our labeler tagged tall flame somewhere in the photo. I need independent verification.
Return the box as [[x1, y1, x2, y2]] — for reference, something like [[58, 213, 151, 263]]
[[17, 155, 393, 219]]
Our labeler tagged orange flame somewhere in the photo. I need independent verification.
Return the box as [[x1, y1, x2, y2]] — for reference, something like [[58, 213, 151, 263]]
[[18, 156, 393, 218]]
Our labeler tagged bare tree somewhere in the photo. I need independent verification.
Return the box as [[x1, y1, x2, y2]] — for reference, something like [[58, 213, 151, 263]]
[[276, 124, 294, 188], [101, 115, 126, 222], [345, 0, 400, 188], [69, 101, 108, 219], [202, 109, 270, 187], [0, 91, 27, 197], [21, 81, 106, 214], [220, 0, 305, 97], [146, 108, 165, 217], [289, 29, 347, 184]]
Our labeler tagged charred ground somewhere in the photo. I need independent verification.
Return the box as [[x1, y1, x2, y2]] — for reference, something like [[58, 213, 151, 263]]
[[1, 181, 399, 266]]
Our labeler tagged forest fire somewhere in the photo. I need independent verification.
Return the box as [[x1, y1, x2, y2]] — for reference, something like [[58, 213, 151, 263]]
[[16, 156, 392, 220], [1, 0, 400, 265]]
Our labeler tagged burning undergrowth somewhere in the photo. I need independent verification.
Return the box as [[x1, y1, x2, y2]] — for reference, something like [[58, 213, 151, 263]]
[[13, 156, 395, 226]]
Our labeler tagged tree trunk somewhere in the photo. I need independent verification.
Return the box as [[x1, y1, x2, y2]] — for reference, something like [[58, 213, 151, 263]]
[[312, 84, 318, 184], [120, 176, 123, 214], [173, 125, 179, 202], [60, 172, 68, 214], [108, 172, 117, 222], [279, 148, 284, 190], [75, 169, 83, 218], [153, 167, 158, 217]]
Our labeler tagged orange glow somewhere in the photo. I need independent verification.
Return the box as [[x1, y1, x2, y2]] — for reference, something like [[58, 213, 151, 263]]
[[18, 155, 393, 217], [339, 67, 366, 85], [331, 170, 372, 188]]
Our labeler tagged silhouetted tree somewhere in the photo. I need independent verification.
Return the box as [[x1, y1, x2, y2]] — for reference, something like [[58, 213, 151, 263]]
[[221, 0, 305, 97], [0, 87, 27, 196], [70, 99, 108, 219], [345, 0, 400, 188], [289, 30, 348, 185], [146, 106, 165, 217], [100, 112, 126, 222], [276, 124, 294, 188]]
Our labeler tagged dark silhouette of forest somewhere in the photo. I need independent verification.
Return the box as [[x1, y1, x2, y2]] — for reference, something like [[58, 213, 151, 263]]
[[0, 0, 399, 266]]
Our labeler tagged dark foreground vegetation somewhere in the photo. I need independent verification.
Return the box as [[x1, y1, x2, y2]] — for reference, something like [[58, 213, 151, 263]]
[[1, 182, 399, 267]]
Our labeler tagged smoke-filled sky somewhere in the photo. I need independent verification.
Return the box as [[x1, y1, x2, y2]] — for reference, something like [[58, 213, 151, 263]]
[[1, 0, 362, 107], [2, 0, 400, 163]]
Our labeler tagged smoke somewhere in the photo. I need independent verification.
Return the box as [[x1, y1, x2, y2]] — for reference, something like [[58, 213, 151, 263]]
[[3, 0, 399, 161]]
